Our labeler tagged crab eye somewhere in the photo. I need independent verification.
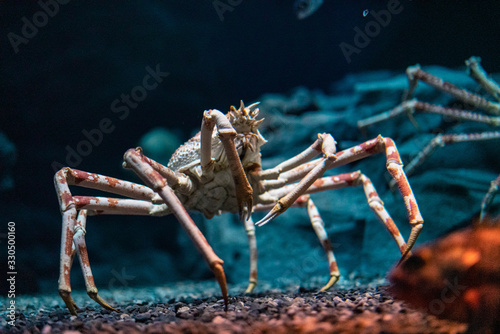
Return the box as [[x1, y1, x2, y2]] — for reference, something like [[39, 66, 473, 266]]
[[402, 254, 426, 271]]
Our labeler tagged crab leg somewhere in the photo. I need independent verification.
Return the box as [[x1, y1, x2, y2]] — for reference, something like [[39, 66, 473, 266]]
[[358, 58, 500, 130], [123, 148, 229, 310], [55, 168, 119, 315], [480, 174, 500, 221], [259, 171, 408, 280], [402, 131, 500, 179], [257, 172, 408, 291], [298, 195, 341, 290], [357, 99, 500, 130], [256, 133, 337, 225], [356, 173, 408, 255], [466, 56, 500, 103], [260, 172, 407, 251], [57, 196, 175, 315], [73, 196, 169, 216], [243, 216, 258, 293], [57, 167, 157, 201], [133, 154, 195, 195], [258, 137, 324, 181], [256, 170, 360, 205], [334, 136, 421, 259], [257, 135, 423, 260], [72, 210, 118, 312], [405, 65, 500, 115], [260, 159, 321, 192], [254, 195, 341, 291], [201, 107, 253, 221]]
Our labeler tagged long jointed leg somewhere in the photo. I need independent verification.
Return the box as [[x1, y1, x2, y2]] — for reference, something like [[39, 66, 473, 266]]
[[336, 137, 423, 259], [298, 195, 340, 290], [360, 175, 407, 253], [72, 210, 118, 312], [405, 65, 500, 115], [365, 136, 423, 260], [257, 135, 423, 261], [358, 57, 500, 131], [262, 171, 408, 254], [256, 133, 337, 226], [58, 167, 157, 201], [54, 169, 84, 314], [73, 196, 168, 216], [54, 169, 111, 313], [201, 107, 253, 221], [481, 174, 500, 221], [54, 167, 165, 314], [357, 58, 500, 222], [123, 148, 229, 310], [357, 99, 500, 130], [466, 56, 500, 104], [243, 217, 258, 293], [55, 181, 78, 314], [258, 135, 325, 182], [403, 131, 500, 180], [259, 171, 408, 290]]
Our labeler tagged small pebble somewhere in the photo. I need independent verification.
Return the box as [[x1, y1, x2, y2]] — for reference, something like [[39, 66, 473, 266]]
[[135, 312, 151, 322]]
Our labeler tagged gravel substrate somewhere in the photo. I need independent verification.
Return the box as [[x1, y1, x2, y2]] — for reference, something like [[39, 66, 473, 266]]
[[2, 279, 467, 333]]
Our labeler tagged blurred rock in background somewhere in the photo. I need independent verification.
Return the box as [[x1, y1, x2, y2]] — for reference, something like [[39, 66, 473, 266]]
[[0, 132, 16, 192]]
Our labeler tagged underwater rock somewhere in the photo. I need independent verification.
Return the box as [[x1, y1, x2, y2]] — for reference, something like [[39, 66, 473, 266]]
[[138, 127, 183, 165], [258, 86, 316, 116], [204, 64, 500, 289]]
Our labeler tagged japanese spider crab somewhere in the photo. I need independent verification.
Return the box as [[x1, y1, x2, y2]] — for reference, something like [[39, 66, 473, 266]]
[[54, 101, 423, 315], [358, 57, 500, 220]]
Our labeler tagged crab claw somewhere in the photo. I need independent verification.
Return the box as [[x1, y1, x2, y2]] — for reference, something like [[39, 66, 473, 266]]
[[59, 290, 79, 316], [238, 195, 253, 222], [397, 223, 423, 266], [245, 281, 257, 294], [255, 201, 286, 226], [88, 291, 120, 313], [320, 273, 340, 291]]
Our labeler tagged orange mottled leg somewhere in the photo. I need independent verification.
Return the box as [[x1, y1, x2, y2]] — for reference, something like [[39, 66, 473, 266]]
[[123, 148, 229, 310], [73, 210, 118, 312]]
